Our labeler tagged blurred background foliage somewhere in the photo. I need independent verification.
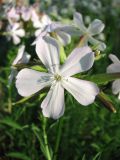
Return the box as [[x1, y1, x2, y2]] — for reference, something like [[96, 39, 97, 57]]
[[0, 0, 120, 160]]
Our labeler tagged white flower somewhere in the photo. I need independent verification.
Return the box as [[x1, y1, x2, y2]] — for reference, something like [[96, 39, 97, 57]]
[[9, 45, 31, 85], [34, 14, 52, 37], [16, 36, 99, 119], [33, 14, 73, 46], [7, 7, 20, 22], [21, 6, 40, 27], [73, 12, 106, 51], [7, 23, 25, 44], [107, 54, 120, 99]]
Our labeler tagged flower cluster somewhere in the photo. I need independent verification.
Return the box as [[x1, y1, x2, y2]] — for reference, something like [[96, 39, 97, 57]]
[[0, 2, 119, 119]]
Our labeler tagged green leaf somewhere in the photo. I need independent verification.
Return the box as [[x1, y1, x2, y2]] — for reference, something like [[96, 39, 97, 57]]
[[7, 152, 31, 160], [86, 73, 120, 84], [82, 154, 86, 160], [0, 117, 23, 130], [93, 152, 101, 160], [32, 124, 47, 158]]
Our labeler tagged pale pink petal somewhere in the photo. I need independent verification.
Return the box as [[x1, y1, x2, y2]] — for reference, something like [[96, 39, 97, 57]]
[[12, 23, 20, 31], [7, 7, 20, 21], [21, 7, 31, 21]]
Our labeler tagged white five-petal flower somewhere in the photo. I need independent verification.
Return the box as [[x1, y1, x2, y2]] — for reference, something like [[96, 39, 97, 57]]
[[9, 45, 31, 85], [34, 14, 52, 37], [73, 12, 106, 51], [21, 6, 40, 27], [16, 36, 99, 119], [107, 54, 120, 99], [7, 7, 20, 22], [33, 15, 73, 46], [7, 23, 25, 44]]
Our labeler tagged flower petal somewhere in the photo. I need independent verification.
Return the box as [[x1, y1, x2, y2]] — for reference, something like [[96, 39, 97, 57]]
[[88, 19, 105, 35], [57, 31, 71, 45], [15, 29, 25, 37], [12, 45, 31, 65], [109, 54, 120, 64], [35, 28, 43, 37], [62, 77, 99, 106], [41, 82, 64, 119], [12, 23, 20, 31], [60, 46, 94, 76], [107, 63, 120, 73], [31, 9, 39, 22], [89, 36, 106, 51], [57, 25, 80, 35], [21, 7, 31, 21], [12, 45, 25, 65], [73, 12, 87, 33], [112, 79, 120, 95], [12, 35, 20, 44], [41, 14, 52, 26], [16, 68, 52, 97], [35, 36, 60, 73], [7, 7, 20, 21]]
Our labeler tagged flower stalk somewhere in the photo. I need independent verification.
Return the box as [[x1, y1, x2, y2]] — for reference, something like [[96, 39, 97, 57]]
[[8, 85, 12, 113], [53, 118, 63, 160], [42, 117, 52, 160]]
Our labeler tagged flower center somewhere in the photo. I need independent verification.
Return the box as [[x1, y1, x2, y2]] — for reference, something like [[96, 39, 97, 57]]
[[54, 74, 62, 81]]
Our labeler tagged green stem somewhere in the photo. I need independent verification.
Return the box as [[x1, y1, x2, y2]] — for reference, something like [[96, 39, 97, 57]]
[[8, 86, 12, 113], [0, 32, 10, 36], [53, 118, 63, 160], [43, 117, 52, 160]]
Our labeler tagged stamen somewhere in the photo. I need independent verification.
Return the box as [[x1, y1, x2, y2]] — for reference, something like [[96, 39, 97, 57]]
[[54, 74, 62, 81]]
